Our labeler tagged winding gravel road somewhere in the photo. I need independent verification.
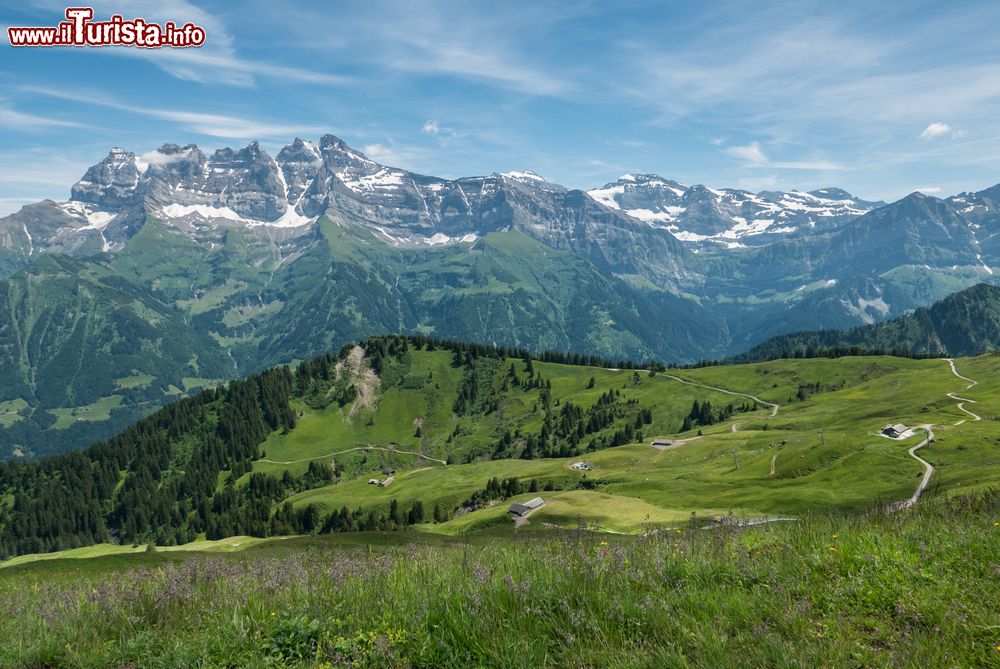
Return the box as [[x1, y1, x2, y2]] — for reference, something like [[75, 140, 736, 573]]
[[888, 426, 935, 511], [663, 374, 780, 418]]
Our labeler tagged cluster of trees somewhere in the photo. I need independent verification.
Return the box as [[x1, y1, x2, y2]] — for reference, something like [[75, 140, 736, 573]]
[[320, 498, 427, 533], [508, 362, 551, 391], [681, 399, 757, 431], [510, 389, 653, 460], [453, 358, 504, 415], [795, 381, 824, 401], [463, 476, 549, 510]]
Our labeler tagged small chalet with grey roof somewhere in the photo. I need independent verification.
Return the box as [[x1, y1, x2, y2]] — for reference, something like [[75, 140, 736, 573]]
[[508, 497, 544, 517]]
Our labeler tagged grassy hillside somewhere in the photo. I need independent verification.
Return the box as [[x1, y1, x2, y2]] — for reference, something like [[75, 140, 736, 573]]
[[265, 352, 1000, 530], [4, 334, 1000, 564], [0, 490, 997, 668]]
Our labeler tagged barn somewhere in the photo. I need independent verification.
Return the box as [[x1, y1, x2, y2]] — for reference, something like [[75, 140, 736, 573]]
[[508, 497, 545, 517]]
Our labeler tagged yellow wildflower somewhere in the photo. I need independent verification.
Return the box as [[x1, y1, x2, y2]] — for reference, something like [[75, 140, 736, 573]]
[[829, 546, 837, 552]]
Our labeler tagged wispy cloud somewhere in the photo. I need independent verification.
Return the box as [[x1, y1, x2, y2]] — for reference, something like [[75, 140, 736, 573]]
[[22, 86, 329, 140], [0, 101, 82, 129], [292, 1, 579, 97], [725, 142, 768, 165], [0, 147, 97, 214]]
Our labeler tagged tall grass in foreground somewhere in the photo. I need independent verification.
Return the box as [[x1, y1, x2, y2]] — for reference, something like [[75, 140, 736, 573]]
[[2, 491, 999, 668]]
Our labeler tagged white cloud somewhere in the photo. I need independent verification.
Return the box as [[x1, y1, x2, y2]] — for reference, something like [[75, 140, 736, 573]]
[[361, 143, 393, 161], [725, 141, 768, 165], [421, 120, 440, 135], [723, 141, 844, 171], [135, 147, 199, 171], [919, 122, 964, 140]]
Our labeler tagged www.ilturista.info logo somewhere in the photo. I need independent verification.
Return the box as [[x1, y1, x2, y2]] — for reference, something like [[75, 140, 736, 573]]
[[8, 7, 206, 48]]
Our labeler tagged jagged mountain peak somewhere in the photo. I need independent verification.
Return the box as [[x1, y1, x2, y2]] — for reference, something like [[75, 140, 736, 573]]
[[278, 138, 322, 163]]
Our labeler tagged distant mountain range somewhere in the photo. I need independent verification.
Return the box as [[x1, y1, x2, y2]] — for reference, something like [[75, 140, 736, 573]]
[[1, 134, 999, 457]]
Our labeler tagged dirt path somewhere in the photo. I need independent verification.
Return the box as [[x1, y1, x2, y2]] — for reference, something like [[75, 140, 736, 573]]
[[887, 426, 935, 511], [946, 358, 978, 390], [768, 453, 777, 476], [945, 359, 981, 424], [947, 393, 981, 424], [662, 374, 780, 418], [259, 445, 447, 466]]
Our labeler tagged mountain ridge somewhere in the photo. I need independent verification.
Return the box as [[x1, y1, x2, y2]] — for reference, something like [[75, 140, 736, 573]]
[[734, 282, 1000, 361]]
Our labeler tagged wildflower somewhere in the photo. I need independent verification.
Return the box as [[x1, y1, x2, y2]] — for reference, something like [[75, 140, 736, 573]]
[[829, 546, 837, 552], [674, 529, 682, 534], [271, 611, 276, 617], [599, 541, 608, 547], [994, 522, 999, 526], [831, 533, 838, 538]]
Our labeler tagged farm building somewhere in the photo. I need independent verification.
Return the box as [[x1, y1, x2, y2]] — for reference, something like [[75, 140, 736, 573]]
[[382, 467, 396, 475], [571, 462, 591, 471], [881, 424, 907, 438], [508, 497, 544, 517], [379, 477, 395, 487]]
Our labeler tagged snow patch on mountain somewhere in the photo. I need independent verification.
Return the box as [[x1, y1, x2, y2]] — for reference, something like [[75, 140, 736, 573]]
[[588, 175, 883, 247], [162, 203, 244, 221], [340, 169, 406, 192], [502, 171, 545, 183], [425, 232, 478, 245]]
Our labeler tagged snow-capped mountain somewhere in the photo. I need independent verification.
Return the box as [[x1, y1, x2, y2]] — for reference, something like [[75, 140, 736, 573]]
[[0, 136, 693, 284], [3, 136, 891, 267], [588, 174, 884, 248]]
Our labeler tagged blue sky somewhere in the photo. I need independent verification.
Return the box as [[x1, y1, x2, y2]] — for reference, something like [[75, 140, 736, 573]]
[[2, 0, 1000, 214]]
